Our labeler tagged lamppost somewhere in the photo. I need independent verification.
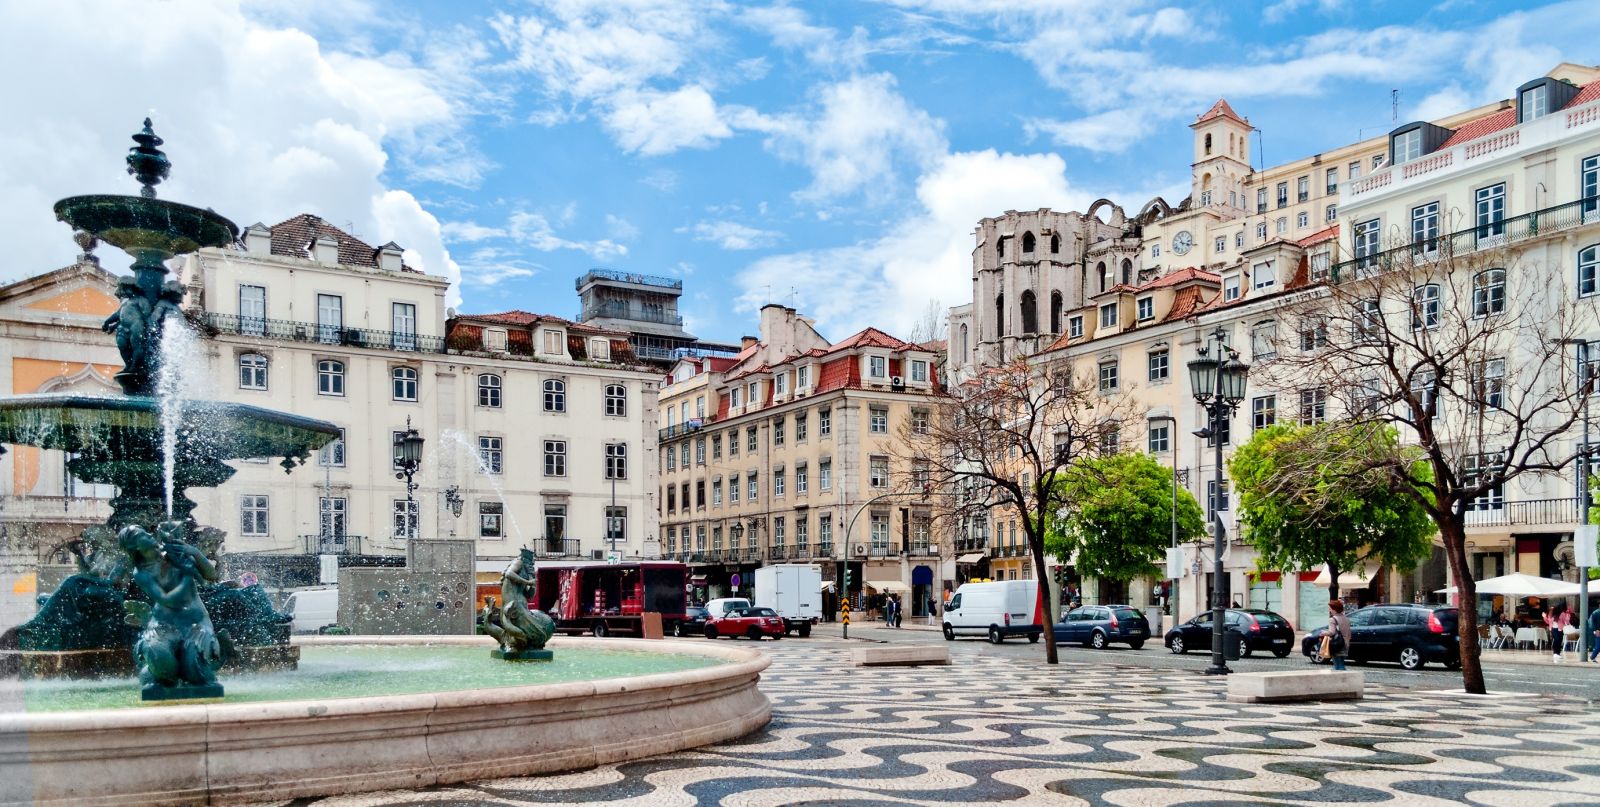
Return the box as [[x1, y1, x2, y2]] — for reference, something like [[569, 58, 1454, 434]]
[[392, 417, 425, 540], [443, 486, 464, 518], [1187, 326, 1249, 676]]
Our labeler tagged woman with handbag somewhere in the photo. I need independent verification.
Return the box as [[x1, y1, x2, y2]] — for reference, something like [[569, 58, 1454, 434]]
[[1322, 600, 1352, 670]]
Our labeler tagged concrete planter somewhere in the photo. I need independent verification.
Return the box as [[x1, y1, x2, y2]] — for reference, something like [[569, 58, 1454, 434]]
[[0, 635, 771, 806]]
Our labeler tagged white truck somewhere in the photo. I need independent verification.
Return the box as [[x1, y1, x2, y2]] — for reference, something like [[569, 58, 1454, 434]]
[[753, 565, 821, 637]]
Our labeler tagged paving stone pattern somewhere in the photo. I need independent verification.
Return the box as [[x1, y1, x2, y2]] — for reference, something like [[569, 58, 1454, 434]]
[[289, 638, 1600, 807]]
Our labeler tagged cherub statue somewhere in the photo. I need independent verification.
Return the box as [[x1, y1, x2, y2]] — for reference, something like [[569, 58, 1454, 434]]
[[120, 524, 223, 698], [102, 276, 152, 382], [486, 548, 555, 659], [151, 279, 186, 344]]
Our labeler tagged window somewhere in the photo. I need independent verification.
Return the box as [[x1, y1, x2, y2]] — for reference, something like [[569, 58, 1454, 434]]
[[317, 428, 346, 467], [544, 440, 566, 476], [1355, 299, 1381, 341], [1207, 480, 1230, 518], [1473, 269, 1506, 317], [483, 328, 507, 352], [870, 406, 888, 434], [1148, 349, 1169, 382], [696, 437, 706, 464], [870, 456, 889, 488], [1152, 244, 1160, 258], [774, 469, 786, 497], [747, 426, 758, 452], [590, 338, 610, 361], [544, 504, 566, 547], [1235, 231, 1245, 249], [393, 499, 419, 540], [1521, 84, 1549, 120], [1148, 421, 1169, 453], [604, 443, 627, 480], [1275, 216, 1288, 235], [1372, 155, 1384, 170], [695, 481, 705, 508], [1256, 222, 1268, 240], [1411, 202, 1439, 252], [1214, 236, 1226, 254], [1253, 260, 1276, 290], [1582, 245, 1600, 297], [729, 473, 740, 503], [1325, 204, 1337, 223], [1349, 160, 1362, 179], [1298, 387, 1327, 424], [1251, 321, 1277, 359], [1354, 218, 1381, 266], [1098, 360, 1118, 391], [1475, 183, 1506, 239], [317, 359, 344, 396], [391, 366, 417, 401], [1137, 296, 1154, 321], [713, 479, 723, 506], [478, 436, 503, 474], [727, 428, 739, 456], [1583, 155, 1599, 218], [773, 517, 787, 549], [1474, 358, 1506, 410], [730, 387, 741, 408], [869, 356, 887, 378], [819, 408, 832, 437], [911, 360, 928, 382], [1297, 176, 1309, 202], [1414, 368, 1439, 419], [1099, 303, 1118, 328], [319, 496, 346, 538], [1325, 167, 1338, 194], [798, 365, 811, 388], [239, 353, 268, 390], [747, 382, 758, 404], [795, 414, 808, 441], [774, 373, 787, 396], [1463, 452, 1505, 511], [796, 516, 810, 549], [478, 374, 502, 408], [870, 513, 890, 551], [240, 495, 269, 536], [1412, 284, 1440, 331], [391, 303, 417, 351], [543, 329, 565, 355], [665, 444, 676, 471], [1296, 212, 1309, 228], [480, 502, 504, 539], [796, 463, 808, 494], [1205, 411, 1231, 446], [1068, 315, 1084, 339], [713, 435, 723, 458], [1223, 275, 1241, 302], [819, 514, 833, 551], [604, 384, 626, 417], [1298, 322, 1328, 351], [1276, 181, 1288, 208], [1200, 190, 1212, 206], [1310, 251, 1330, 280], [747, 472, 758, 501], [772, 419, 785, 446], [1256, 188, 1267, 213], [239, 284, 266, 336], [316, 293, 342, 343], [543, 379, 566, 412], [1252, 395, 1277, 431], [911, 409, 930, 434], [820, 459, 832, 491], [1392, 129, 1422, 164], [1098, 426, 1120, 455]]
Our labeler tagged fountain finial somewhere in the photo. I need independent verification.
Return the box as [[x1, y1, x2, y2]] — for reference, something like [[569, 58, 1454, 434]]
[[126, 117, 170, 199]]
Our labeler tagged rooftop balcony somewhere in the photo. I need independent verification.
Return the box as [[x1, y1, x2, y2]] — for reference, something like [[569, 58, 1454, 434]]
[[576, 268, 683, 291]]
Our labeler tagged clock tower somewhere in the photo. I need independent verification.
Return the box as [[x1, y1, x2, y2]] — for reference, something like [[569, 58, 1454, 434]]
[[1190, 98, 1252, 214]]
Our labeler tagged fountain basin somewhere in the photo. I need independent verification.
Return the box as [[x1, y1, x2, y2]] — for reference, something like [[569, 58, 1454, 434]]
[[0, 393, 340, 461], [0, 636, 772, 806]]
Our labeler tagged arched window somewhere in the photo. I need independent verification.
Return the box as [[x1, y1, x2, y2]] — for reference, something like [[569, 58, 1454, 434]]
[[1473, 269, 1506, 317], [317, 359, 344, 396], [1121, 259, 1133, 286], [543, 378, 566, 412], [1022, 232, 1036, 253], [1579, 245, 1599, 297], [1204, 133, 1213, 155], [392, 366, 418, 401], [1050, 233, 1060, 254], [605, 383, 627, 417], [996, 237, 1005, 259], [1097, 261, 1108, 292], [994, 294, 1005, 338], [1411, 284, 1440, 331], [1050, 292, 1064, 334], [239, 353, 268, 390], [959, 324, 969, 357], [478, 373, 502, 408], [1019, 290, 1038, 334]]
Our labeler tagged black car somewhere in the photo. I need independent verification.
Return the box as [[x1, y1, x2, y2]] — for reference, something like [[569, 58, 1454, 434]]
[[672, 606, 711, 637], [1300, 604, 1460, 671], [1166, 608, 1296, 658], [1053, 604, 1151, 649]]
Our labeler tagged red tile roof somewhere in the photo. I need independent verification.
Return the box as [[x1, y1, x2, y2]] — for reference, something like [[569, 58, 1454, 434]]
[[1163, 286, 1210, 323], [826, 327, 919, 353], [1297, 225, 1339, 247], [453, 309, 623, 336], [1139, 267, 1218, 290], [267, 214, 418, 273], [1194, 98, 1247, 126], [814, 356, 858, 394], [1568, 79, 1600, 108], [1437, 108, 1516, 150]]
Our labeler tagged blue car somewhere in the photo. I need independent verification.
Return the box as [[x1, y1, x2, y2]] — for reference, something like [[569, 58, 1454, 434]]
[[1053, 604, 1151, 649]]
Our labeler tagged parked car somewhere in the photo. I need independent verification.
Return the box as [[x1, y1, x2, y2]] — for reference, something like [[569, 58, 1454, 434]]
[[704, 606, 785, 640], [942, 580, 1042, 644], [1166, 609, 1295, 658], [1053, 604, 1150, 649], [1301, 604, 1460, 670], [672, 606, 711, 637]]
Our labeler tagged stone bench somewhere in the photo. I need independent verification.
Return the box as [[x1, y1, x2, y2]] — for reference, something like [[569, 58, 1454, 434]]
[[850, 645, 951, 667], [1226, 670, 1363, 703]]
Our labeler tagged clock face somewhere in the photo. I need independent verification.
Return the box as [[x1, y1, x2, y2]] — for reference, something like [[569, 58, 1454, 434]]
[[1172, 231, 1194, 255]]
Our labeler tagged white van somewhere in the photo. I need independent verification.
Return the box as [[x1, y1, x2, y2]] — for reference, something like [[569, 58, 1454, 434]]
[[704, 597, 751, 617], [942, 580, 1041, 644], [285, 588, 339, 634]]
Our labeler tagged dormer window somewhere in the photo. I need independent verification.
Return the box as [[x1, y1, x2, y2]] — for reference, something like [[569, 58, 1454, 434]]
[[1516, 77, 1579, 123], [1136, 296, 1154, 321], [868, 356, 887, 378], [1521, 84, 1548, 120], [543, 329, 565, 355], [484, 328, 507, 352], [1223, 275, 1242, 302], [775, 373, 788, 395], [1099, 303, 1118, 328], [1253, 260, 1276, 290], [1392, 129, 1421, 164], [590, 338, 610, 361], [797, 365, 811, 389]]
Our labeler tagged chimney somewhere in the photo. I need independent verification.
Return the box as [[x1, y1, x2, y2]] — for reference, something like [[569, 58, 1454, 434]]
[[377, 242, 404, 272], [740, 336, 758, 350], [243, 223, 272, 255]]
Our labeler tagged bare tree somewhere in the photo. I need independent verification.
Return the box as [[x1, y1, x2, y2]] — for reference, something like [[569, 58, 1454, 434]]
[[1262, 233, 1596, 694], [897, 356, 1139, 664]]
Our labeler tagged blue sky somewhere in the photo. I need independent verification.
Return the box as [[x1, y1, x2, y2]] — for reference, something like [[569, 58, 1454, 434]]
[[3, 0, 1595, 343]]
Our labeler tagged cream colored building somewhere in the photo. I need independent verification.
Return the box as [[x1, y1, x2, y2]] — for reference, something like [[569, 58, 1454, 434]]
[[657, 305, 948, 617]]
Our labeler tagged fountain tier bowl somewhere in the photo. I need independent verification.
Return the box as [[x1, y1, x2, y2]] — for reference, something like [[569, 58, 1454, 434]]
[[54, 195, 238, 257], [0, 393, 340, 461], [0, 636, 772, 806]]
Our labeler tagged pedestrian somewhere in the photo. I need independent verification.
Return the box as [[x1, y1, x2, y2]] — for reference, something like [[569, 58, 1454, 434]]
[[895, 594, 904, 628], [886, 595, 899, 628], [1323, 600, 1352, 671], [1588, 605, 1600, 663], [1546, 603, 1571, 663]]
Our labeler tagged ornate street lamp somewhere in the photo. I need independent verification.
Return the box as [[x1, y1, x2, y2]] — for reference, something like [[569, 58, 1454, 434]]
[[443, 485, 464, 518], [1187, 326, 1249, 676], [393, 416, 425, 509]]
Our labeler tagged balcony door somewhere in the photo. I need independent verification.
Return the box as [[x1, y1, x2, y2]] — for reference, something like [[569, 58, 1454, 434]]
[[392, 302, 417, 351], [317, 294, 343, 344], [239, 285, 266, 336]]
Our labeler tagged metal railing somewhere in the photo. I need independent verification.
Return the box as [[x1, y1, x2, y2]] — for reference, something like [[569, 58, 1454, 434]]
[[581, 302, 684, 326], [768, 545, 789, 561], [1464, 497, 1582, 528], [302, 534, 364, 555], [1332, 196, 1599, 282], [577, 269, 683, 290], [534, 539, 583, 559], [659, 415, 720, 441], [954, 538, 989, 553], [907, 542, 936, 556], [204, 313, 446, 353]]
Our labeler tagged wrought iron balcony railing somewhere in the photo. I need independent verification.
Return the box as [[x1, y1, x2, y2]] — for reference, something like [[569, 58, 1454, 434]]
[[576, 268, 684, 290], [302, 534, 365, 555], [204, 313, 445, 353], [1464, 497, 1582, 528], [1331, 196, 1599, 283], [659, 414, 720, 441], [533, 539, 583, 559]]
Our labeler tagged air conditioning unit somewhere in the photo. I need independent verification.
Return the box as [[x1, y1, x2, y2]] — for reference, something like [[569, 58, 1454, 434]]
[[890, 375, 905, 389], [854, 544, 867, 557], [590, 549, 605, 560]]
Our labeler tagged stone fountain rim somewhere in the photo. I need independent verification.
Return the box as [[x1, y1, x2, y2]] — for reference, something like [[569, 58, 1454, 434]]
[[53, 193, 242, 241], [0, 392, 341, 439]]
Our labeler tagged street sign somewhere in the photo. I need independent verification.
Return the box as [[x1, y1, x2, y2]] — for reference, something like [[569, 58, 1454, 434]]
[[730, 573, 741, 588]]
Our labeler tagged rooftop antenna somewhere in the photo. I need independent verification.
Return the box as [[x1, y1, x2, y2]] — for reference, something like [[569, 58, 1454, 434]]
[[1391, 89, 1399, 123]]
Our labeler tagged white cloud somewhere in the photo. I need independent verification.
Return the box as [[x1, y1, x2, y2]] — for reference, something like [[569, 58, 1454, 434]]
[[455, 246, 538, 288], [740, 4, 870, 69], [1262, 0, 1345, 25], [441, 221, 506, 242], [0, 0, 463, 297], [604, 85, 734, 155], [507, 211, 628, 260], [604, 214, 640, 241], [684, 220, 783, 250]]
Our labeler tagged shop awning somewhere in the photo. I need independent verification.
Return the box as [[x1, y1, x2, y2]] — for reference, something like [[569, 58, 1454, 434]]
[[866, 580, 911, 594], [1312, 565, 1376, 589], [820, 581, 836, 592], [689, 575, 708, 586], [956, 553, 985, 564]]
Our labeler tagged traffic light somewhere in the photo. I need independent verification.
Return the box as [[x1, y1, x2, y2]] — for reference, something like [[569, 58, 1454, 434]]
[[843, 566, 852, 590]]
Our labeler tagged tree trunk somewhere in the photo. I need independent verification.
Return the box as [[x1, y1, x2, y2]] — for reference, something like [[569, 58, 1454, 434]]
[[1439, 515, 1486, 694], [1030, 536, 1059, 664], [1326, 560, 1341, 608]]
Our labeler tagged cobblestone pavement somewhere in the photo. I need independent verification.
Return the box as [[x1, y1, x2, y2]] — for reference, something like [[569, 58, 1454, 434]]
[[289, 637, 1600, 807]]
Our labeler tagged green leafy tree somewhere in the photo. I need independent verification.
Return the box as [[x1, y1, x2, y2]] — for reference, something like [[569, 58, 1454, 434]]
[[1046, 452, 1206, 585], [1229, 423, 1436, 605]]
